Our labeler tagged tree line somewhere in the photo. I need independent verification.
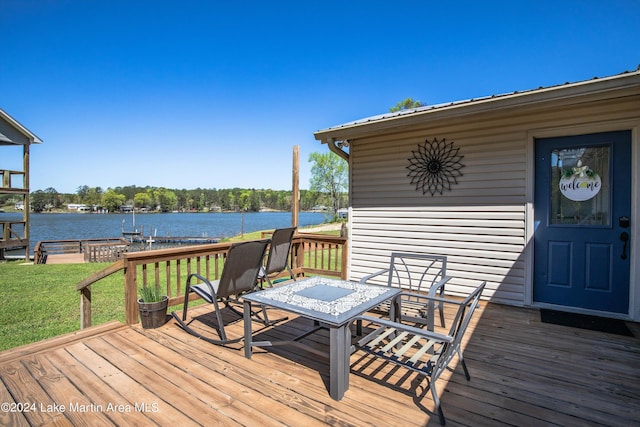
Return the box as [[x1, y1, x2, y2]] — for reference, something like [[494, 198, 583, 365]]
[[29, 186, 346, 214], [23, 151, 349, 216]]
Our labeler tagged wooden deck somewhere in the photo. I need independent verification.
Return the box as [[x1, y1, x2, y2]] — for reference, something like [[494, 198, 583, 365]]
[[1, 301, 638, 426], [43, 253, 86, 264]]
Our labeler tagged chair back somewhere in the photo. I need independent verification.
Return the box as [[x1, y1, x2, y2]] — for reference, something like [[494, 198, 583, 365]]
[[217, 239, 270, 298], [263, 227, 296, 275], [388, 252, 447, 292], [433, 281, 486, 377]]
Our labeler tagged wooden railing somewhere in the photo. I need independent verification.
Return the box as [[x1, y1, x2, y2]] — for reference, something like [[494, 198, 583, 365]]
[[1, 169, 28, 258], [294, 232, 348, 279], [0, 221, 27, 251], [75, 233, 348, 329], [84, 241, 131, 262], [34, 238, 131, 264], [0, 169, 26, 192]]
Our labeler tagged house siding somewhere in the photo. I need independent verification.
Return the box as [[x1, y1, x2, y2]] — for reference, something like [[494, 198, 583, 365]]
[[345, 93, 640, 307]]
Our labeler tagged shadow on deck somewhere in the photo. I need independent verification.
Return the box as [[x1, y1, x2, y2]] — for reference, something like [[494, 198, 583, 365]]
[[1, 301, 638, 426]]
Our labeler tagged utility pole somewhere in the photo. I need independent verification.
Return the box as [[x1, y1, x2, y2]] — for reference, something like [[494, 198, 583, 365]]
[[292, 145, 299, 228]]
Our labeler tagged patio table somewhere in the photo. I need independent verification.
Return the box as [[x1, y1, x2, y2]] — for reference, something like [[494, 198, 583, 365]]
[[243, 276, 400, 400]]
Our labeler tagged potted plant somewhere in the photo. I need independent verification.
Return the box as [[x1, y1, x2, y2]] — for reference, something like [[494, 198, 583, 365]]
[[138, 286, 169, 329]]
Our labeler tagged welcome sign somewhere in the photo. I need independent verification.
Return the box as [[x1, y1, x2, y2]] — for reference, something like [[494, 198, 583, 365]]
[[559, 162, 601, 201]]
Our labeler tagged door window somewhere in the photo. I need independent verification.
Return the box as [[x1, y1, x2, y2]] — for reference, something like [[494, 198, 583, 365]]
[[549, 145, 610, 226]]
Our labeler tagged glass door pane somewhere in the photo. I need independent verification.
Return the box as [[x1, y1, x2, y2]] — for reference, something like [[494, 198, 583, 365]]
[[549, 145, 610, 226]]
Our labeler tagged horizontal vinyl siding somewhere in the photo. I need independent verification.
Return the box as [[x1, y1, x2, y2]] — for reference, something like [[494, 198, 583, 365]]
[[351, 131, 527, 207], [348, 206, 526, 305], [348, 130, 529, 304]]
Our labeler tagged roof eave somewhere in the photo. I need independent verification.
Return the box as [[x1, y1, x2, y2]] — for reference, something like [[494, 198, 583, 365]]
[[0, 108, 43, 144], [314, 70, 640, 144]]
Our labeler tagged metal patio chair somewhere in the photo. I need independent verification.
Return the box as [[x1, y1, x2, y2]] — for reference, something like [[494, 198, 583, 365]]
[[359, 253, 450, 330], [257, 226, 297, 288], [351, 280, 486, 425], [171, 239, 278, 345]]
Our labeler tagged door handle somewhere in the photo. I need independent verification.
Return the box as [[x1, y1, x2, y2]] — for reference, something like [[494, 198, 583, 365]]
[[620, 232, 629, 260]]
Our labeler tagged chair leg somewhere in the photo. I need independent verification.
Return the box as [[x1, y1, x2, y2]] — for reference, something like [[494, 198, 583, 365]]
[[170, 312, 243, 345], [287, 266, 297, 281], [262, 266, 296, 288], [430, 381, 447, 425], [181, 283, 192, 320], [458, 350, 471, 381], [437, 404, 446, 426], [211, 299, 229, 343], [171, 297, 236, 345]]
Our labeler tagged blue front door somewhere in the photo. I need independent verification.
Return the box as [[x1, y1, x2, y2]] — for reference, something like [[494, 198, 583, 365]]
[[534, 131, 631, 313]]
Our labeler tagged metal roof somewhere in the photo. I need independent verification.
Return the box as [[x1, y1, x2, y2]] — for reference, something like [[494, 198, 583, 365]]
[[315, 66, 640, 139]]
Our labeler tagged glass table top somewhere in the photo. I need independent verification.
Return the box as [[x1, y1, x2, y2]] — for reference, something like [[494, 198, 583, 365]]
[[244, 277, 400, 326]]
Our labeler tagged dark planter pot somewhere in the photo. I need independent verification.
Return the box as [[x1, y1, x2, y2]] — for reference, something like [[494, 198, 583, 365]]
[[138, 296, 169, 329]]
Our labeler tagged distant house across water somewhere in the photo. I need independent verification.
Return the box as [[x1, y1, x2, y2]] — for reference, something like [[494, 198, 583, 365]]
[[67, 204, 91, 212]]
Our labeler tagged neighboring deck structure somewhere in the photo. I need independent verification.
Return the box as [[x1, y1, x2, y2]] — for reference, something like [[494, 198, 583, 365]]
[[0, 109, 42, 260], [1, 301, 638, 426], [33, 238, 131, 264]]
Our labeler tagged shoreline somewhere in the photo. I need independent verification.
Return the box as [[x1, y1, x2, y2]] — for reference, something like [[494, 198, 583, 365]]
[[299, 222, 343, 233]]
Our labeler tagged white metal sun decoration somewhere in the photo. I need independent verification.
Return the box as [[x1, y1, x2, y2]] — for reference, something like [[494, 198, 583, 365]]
[[407, 137, 464, 196]]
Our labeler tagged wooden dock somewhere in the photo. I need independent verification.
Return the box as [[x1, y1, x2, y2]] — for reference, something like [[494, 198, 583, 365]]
[[1, 301, 638, 426], [43, 253, 86, 264], [123, 233, 220, 245]]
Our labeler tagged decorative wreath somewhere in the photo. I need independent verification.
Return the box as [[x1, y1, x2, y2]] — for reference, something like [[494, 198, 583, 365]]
[[407, 138, 464, 195]]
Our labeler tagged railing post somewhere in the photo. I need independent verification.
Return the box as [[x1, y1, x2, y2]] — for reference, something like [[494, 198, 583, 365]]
[[80, 286, 91, 329], [341, 238, 348, 280], [293, 240, 305, 277], [124, 257, 138, 325]]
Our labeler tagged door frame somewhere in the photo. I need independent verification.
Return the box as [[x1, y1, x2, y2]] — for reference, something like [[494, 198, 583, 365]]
[[525, 120, 639, 320]]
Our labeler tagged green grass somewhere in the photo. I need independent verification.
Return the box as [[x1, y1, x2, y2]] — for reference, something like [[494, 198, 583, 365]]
[[0, 261, 126, 351]]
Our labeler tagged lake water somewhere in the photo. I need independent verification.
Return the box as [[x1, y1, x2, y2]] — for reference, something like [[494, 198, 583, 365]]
[[0, 211, 330, 255]]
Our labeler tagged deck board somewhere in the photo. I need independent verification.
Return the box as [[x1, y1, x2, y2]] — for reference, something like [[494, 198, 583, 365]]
[[1, 301, 638, 426]]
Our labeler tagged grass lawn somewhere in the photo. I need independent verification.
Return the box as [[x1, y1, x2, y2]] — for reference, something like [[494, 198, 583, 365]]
[[0, 261, 126, 351]]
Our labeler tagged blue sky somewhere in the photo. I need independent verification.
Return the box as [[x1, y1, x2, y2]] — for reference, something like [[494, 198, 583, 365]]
[[2, 1, 639, 193]]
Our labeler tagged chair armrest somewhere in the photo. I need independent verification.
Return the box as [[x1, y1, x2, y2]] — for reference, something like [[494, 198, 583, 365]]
[[392, 289, 465, 307], [187, 273, 217, 303], [391, 282, 462, 329], [359, 268, 390, 284], [187, 273, 209, 283], [428, 276, 450, 296], [352, 315, 454, 344]]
